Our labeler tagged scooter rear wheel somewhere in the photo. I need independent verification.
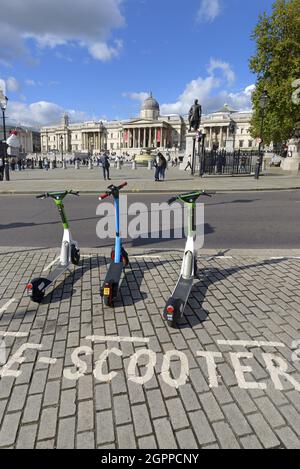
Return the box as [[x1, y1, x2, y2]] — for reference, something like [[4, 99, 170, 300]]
[[31, 289, 45, 304]]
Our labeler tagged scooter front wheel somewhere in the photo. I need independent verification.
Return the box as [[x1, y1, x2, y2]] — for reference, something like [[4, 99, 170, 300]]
[[101, 282, 115, 308], [71, 245, 80, 266]]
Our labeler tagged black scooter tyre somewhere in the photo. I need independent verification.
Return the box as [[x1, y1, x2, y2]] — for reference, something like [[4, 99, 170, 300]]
[[71, 245, 80, 266], [31, 289, 45, 304]]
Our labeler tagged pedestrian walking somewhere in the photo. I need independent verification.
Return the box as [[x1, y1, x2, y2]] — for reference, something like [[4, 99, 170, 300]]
[[160, 154, 167, 180], [100, 152, 111, 180], [0, 158, 4, 181], [184, 155, 192, 171]]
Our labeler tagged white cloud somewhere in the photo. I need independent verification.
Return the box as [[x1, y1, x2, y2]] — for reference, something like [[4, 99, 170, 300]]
[[0, 79, 6, 95], [88, 39, 123, 61], [197, 0, 221, 23], [5, 100, 91, 127], [6, 77, 20, 92], [0, 0, 125, 63], [122, 91, 149, 102], [208, 58, 235, 85], [159, 60, 253, 115], [25, 79, 36, 86]]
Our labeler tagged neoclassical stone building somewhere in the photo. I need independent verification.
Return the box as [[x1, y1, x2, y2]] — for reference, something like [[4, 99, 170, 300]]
[[40, 95, 258, 157]]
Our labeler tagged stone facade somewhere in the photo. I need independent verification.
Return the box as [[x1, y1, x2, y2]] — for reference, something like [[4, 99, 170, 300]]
[[40, 98, 258, 158]]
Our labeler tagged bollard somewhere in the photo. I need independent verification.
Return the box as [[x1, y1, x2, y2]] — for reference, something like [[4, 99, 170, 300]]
[[132, 161, 137, 170], [75, 160, 80, 170], [63, 160, 67, 169], [88, 160, 93, 170], [148, 160, 153, 170], [50, 160, 54, 170], [116, 161, 121, 170]]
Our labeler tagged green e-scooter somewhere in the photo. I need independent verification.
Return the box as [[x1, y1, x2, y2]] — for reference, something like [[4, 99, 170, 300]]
[[26, 191, 80, 303], [164, 190, 212, 328]]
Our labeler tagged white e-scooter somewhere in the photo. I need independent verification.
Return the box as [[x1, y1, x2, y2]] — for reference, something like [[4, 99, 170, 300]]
[[164, 190, 212, 328], [26, 191, 81, 303]]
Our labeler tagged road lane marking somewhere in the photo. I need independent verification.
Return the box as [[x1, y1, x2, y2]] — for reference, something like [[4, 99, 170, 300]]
[[270, 257, 300, 260], [86, 335, 150, 344], [0, 331, 29, 338], [0, 299, 16, 317], [43, 256, 60, 272], [132, 256, 162, 260], [217, 340, 286, 348], [38, 357, 57, 365]]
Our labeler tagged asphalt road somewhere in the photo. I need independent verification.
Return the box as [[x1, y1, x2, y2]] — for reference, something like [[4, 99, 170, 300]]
[[0, 191, 299, 249]]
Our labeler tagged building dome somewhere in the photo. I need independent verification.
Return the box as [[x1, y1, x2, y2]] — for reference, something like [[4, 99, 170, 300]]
[[140, 93, 160, 120]]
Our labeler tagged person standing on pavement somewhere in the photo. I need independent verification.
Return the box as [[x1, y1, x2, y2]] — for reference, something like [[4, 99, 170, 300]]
[[160, 154, 167, 180], [100, 152, 111, 180]]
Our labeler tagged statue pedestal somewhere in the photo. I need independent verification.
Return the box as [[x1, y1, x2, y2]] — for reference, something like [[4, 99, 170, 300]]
[[225, 137, 234, 153], [180, 132, 197, 170], [281, 139, 300, 172]]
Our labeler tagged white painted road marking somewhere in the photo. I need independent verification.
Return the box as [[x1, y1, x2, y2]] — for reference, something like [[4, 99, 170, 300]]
[[38, 357, 57, 365], [217, 340, 286, 348], [43, 256, 60, 272], [0, 299, 16, 317], [86, 335, 150, 344], [0, 331, 29, 338], [132, 256, 162, 260], [270, 257, 300, 260]]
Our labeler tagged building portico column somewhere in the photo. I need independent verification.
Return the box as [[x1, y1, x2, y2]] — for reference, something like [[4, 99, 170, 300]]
[[209, 127, 212, 149], [154, 128, 157, 147], [143, 128, 146, 148], [220, 127, 223, 148]]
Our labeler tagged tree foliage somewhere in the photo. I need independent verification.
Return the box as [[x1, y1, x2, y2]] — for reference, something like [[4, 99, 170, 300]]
[[249, 0, 300, 144]]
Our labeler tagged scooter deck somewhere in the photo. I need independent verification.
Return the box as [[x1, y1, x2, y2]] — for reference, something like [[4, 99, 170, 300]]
[[172, 276, 194, 304], [46, 264, 71, 288], [104, 262, 124, 285]]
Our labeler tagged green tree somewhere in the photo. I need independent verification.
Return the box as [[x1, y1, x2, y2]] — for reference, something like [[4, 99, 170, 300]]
[[249, 0, 300, 145]]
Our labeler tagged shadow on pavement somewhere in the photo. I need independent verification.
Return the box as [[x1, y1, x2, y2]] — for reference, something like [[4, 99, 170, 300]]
[[177, 257, 285, 330]]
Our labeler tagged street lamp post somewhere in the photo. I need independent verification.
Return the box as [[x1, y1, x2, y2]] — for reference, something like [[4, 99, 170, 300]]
[[60, 135, 64, 164], [255, 90, 268, 180], [0, 92, 10, 181]]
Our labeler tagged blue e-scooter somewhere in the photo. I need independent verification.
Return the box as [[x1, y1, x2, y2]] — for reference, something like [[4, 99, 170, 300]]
[[99, 182, 129, 306]]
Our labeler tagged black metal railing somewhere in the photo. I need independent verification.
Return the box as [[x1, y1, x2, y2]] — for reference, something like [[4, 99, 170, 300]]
[[198, 150, 259, 176]]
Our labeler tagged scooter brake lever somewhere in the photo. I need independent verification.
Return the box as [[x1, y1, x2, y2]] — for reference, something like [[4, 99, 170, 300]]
[[167, 196, 178, 206]]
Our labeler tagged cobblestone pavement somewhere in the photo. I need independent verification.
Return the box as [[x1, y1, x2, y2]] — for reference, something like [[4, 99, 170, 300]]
[[0, 248, 300, 449]]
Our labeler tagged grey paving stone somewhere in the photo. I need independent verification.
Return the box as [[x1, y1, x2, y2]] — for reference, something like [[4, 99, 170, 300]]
[[146, 388, 167, 419], [153, 418, 178, 449], [223, 403, 252, 436], [138, 435, 157, 449], [0, 411, 21, 447], [176, 429, 198, 449], [43, 380, 60, 407], [77, 400, 94, 432], [29, 369, 48, 395], [8, 384, 28, 412], [76, 431, 96, 449], [95, 384, 112, 411], [96, 411, 115, 445], [57, 417, 76, 449], [254, 396, 285, 428], [179, 384, 201, 411], [117, 424, 137, 449], [166, 398, 190, 431], [279, 406, 300, 436], [240, 435, 263, 449], [35, 439, 55, 449], [199, 392, 224, 422], [38, 407, 58, 440], [212, 421, 240, 449], [114, 394, 132, 425], [16, 423, 38, 449], [276, 427, 300, 449], [189, 411, 216, 446], [247, 414, 280, 449], [22, 394, 43, 423], [132, 404, 153, 437], [59, 388, 76, 418]]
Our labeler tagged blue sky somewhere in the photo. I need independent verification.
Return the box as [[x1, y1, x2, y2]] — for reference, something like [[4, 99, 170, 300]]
[[0, 0, 275, 127]]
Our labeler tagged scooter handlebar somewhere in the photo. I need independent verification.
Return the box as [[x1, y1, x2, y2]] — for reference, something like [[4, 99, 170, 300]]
[[69, 190, 80, 197], [168, 196, 178, 206], [118, 182, 128, 190], [99, 192, 110, 201], [36, 193, 49, 199]]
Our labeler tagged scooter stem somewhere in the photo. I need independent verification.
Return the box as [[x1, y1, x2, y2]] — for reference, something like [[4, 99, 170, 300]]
[[114, 197, 122, 263]]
